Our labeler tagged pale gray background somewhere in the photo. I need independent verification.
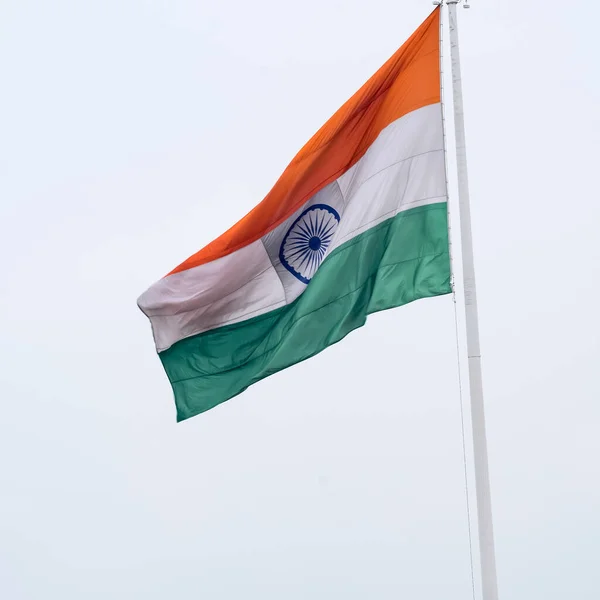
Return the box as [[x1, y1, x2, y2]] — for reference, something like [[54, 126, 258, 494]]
[[1, 0, 598, 598]]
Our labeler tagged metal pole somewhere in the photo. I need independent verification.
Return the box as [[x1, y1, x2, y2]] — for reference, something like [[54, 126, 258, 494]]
[[445, 2, 499, 599]]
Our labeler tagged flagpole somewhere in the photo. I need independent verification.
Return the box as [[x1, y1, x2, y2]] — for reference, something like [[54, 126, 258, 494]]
[[444, 2, 500, 599]]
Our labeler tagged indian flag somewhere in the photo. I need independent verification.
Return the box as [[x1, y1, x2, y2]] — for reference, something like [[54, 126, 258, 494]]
[[138, 8, 451, 422]]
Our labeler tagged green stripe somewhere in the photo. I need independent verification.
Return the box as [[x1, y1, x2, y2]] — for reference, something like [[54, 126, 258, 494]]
[[160, 202, 451, 422]]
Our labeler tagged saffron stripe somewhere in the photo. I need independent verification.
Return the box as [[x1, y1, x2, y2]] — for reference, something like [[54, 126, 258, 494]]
[[169, 7, 440, 274]]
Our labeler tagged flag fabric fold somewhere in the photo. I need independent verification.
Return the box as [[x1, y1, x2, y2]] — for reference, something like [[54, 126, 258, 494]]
[[138, 7, 451, 421]]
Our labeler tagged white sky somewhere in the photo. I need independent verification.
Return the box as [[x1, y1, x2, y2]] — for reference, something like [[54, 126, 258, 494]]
[[1, 1, 599, 598]]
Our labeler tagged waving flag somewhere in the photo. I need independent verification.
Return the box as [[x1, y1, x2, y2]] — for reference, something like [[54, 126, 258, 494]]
[[138, 8, 450, 421]]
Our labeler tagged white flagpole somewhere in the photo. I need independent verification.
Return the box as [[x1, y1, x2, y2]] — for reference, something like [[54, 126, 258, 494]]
[[444, 2, 500, 599]]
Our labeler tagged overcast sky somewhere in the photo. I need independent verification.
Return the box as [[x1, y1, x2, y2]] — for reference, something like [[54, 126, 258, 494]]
[[1, 0, 599, 598]]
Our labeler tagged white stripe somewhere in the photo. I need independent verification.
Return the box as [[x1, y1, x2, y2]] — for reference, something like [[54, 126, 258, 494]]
[[139, 103, 446, 351], [139, 240, 285, 352]]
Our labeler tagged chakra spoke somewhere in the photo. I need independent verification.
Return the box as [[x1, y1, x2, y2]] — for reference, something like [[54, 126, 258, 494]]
[[288, 232, 311, 242], [316, 213, 330, 238], [286, 246, 312, 261], [320, 221, 337, 239], [297, 222, 312, 239]]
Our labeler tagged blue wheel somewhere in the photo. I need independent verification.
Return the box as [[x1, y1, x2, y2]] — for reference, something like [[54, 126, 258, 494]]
[[279, 203, 341, 284]]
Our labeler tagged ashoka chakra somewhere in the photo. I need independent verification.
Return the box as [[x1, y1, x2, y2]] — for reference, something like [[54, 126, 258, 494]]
[[279, 203, 340, 284]]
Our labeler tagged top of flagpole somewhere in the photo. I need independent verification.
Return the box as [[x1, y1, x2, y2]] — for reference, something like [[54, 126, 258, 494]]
[[434, 0, 471, 8]]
